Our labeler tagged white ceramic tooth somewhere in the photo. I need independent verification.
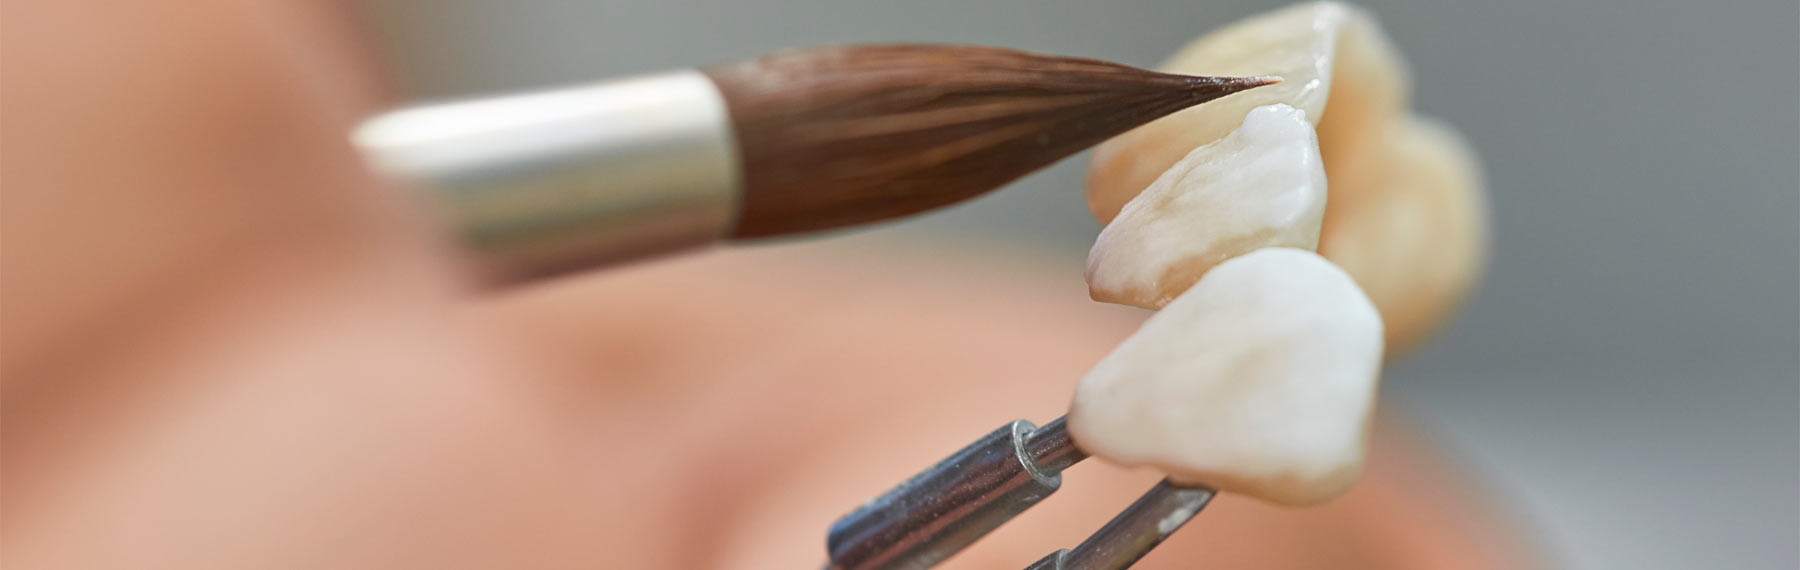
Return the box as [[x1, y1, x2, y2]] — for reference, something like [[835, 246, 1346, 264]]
[[1319, 116, 1488, 355], [1068, 248, 1383, 506], [1085, 1, 1410, 224], [1086, 104, 1327, 309], [1065, 246, 1375, 503], [1083, 1, 1486, 355]]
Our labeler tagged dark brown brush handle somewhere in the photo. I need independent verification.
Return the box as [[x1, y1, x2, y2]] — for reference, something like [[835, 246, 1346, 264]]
[[702, 44, 1276, 238]]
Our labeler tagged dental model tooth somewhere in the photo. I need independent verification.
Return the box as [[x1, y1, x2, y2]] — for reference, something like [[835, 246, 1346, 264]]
[[1086, 104, 1327, 309], [1083, 2, 1485, 355], [1319, 117, 1487, 354], [1068, 248, 1383, 506], [1086, 2, 1408, 224]]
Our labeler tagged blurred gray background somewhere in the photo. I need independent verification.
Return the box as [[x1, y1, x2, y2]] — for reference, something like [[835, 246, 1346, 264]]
[[361, 1, 1799, 568]]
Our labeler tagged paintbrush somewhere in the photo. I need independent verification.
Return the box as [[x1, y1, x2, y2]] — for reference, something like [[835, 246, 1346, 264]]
[[354, 44, 1276, 281]]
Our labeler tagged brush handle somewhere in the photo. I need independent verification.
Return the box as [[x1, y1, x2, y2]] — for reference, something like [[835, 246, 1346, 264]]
[[355, 71, 740, 280]]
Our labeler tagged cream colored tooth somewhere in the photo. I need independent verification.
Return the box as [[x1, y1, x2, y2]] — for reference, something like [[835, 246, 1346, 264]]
[[1085, 1, 1409, 224], [1086, 104, 1327, 309], [1320, 116, 1488, 355], [1068, 248, 1383, 506], [1084, 1, 1485, 354]]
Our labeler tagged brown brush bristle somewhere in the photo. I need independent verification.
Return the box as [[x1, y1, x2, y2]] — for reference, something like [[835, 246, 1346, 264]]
[[701, 44, 1277, 238]]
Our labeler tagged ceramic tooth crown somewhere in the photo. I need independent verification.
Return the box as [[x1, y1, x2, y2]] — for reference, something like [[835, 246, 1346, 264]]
[[1085, 104, 1328, 310], [1068, 248, 1383, 506], [1084, 1, 1485, 355]]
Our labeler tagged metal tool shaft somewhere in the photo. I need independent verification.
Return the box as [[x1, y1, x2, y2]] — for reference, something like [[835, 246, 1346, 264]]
[[1022, 480, 1214, 570], [827, 417, 1086, 570]]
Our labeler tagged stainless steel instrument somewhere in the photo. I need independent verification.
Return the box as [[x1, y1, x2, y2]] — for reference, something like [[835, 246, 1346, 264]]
[[825, 416, 1214, 570]]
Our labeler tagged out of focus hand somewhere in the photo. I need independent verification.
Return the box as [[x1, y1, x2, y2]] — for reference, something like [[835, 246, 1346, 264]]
[[1, 2, 1530, 568]]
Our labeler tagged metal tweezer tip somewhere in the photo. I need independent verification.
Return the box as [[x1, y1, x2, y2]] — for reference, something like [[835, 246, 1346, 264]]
[[1023, 479, 1216, 570]]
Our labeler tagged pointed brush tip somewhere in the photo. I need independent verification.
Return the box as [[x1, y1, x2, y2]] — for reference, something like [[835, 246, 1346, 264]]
[[1157, 74, 1281, 102], [1211, 75, 1284, 90]]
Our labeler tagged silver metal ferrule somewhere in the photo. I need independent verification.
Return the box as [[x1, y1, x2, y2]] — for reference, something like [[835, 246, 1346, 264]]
[[354, 70, 740, 279]]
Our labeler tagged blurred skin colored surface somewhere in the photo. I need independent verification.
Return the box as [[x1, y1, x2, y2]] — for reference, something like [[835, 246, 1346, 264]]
[[0, 1, 1534, 568]]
